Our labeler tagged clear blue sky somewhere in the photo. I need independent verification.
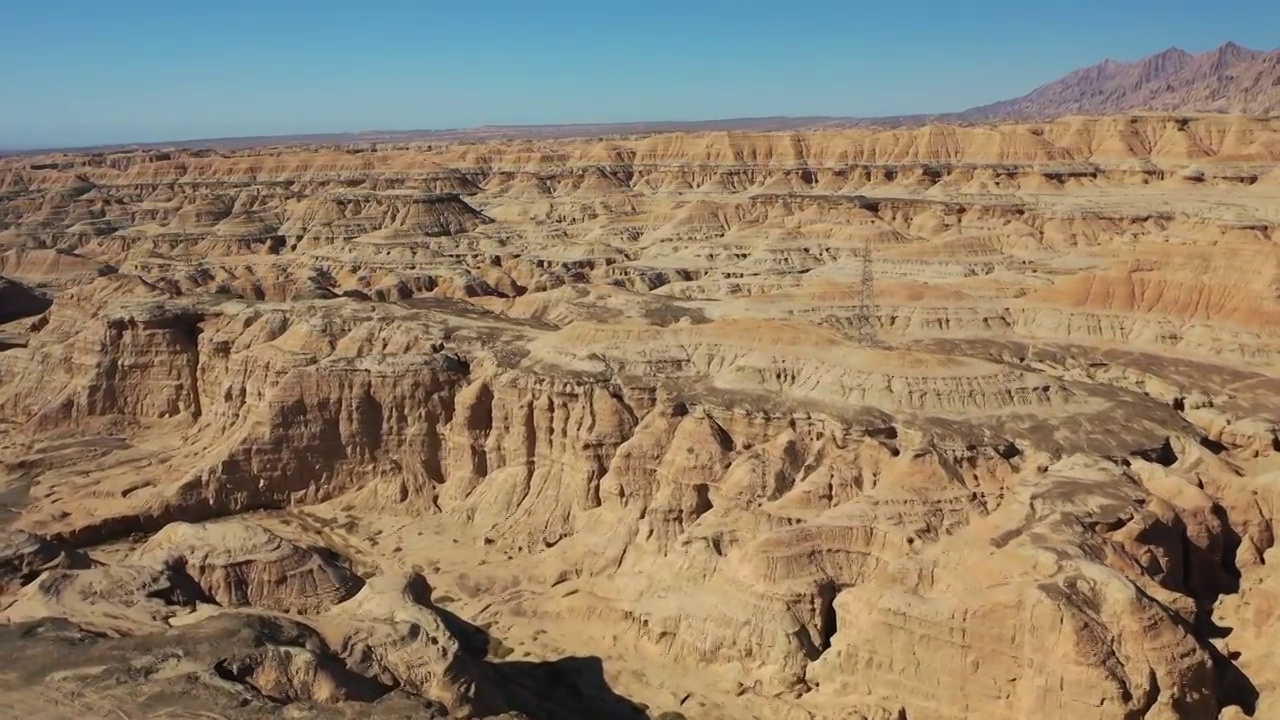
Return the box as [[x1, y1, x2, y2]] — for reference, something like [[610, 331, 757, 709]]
[[2, 0, 1277, 149]]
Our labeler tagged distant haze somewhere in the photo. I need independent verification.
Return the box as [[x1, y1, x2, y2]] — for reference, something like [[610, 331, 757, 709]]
[[3, 0, 1279, 149]]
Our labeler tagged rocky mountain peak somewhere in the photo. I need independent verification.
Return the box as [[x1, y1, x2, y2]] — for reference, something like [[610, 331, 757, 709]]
[[960, 41, 1280, 120]]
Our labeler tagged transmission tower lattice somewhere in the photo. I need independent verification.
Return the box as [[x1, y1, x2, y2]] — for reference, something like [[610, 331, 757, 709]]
[[853, 237, 879, 346]]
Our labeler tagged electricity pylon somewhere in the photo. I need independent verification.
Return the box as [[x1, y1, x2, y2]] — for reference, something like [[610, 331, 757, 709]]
[[853, 237, 879, 346]]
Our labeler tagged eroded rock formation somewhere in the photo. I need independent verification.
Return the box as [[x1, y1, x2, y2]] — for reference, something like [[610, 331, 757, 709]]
[[1, 115, 1279, 719]]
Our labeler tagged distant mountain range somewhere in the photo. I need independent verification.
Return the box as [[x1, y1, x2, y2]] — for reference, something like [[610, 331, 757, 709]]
[[957, 41, 1280, 120], [7, 42, 1279, 155]]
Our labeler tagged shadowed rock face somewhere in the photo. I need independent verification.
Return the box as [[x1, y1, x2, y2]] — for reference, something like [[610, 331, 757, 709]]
[[1, 116, 1280, 720], [0, 275, 51, 323]]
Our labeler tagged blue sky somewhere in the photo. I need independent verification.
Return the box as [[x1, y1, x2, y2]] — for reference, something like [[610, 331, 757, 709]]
[[2, 0, 1277, 149]]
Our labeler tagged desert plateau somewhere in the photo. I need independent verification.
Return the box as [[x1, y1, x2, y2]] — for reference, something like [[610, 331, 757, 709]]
[[2, 109, 1280, 719]]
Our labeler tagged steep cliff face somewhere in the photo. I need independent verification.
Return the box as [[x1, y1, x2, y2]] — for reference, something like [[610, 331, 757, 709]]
[[1, 117, 1279, 720]]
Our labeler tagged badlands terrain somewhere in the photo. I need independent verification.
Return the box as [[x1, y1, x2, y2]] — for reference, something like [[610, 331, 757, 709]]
[[2, 114, 1280, 719]]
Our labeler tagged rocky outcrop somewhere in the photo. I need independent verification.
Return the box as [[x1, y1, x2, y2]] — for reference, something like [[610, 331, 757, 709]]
[[0, 531, 89, 595], [134, 520, 364, 614], [807, 454, 1226, 720]]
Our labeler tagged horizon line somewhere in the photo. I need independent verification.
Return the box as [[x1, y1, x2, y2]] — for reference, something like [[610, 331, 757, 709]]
[[3, 108, 1275, 157]]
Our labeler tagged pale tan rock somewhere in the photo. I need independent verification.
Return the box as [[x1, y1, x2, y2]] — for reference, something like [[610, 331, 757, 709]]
[[1, 562, 195, 635], [134, 520, 364, 614], [309, 572, 505, 714]]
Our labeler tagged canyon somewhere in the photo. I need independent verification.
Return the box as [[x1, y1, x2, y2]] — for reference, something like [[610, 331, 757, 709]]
[[1, 114, 1280, 719]]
